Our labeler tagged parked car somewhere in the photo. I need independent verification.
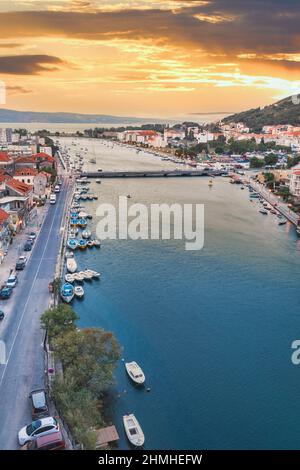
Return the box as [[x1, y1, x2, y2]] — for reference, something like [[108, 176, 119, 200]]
[[0, 287, 12, 299], [0, 310, 4, 320], [28, 232, 36, 241], [29, 389, 49, 420], [24, 241, 32, 251], [16, 256, 27, 270], [54, 185, 60, 193], [21, 431, 65, 450], [6, 274, 18, 288], [18, 417, 59, 446], [50, 194, 56, 205]]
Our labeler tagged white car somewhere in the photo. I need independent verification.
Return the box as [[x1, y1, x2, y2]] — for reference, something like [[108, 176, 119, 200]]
[[54, 185, 60, 193], [6, 274, 18, 288], [18, 417, 59, 446], [50, 194, 56, 204]]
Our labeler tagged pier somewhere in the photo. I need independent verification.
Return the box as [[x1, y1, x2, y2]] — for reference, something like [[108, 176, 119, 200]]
[[80, 169, 222, 178]]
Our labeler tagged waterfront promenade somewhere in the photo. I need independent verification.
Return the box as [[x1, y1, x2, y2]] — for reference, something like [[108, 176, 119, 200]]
[[0, 176, 70, 449], [249, 180, 299, 227]]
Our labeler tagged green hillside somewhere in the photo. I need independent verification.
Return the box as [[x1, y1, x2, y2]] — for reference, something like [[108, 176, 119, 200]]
[[223, 95, 300, 131]]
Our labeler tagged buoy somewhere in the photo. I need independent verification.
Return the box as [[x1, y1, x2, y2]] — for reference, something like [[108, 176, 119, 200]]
[[146, 387, 151, 392]]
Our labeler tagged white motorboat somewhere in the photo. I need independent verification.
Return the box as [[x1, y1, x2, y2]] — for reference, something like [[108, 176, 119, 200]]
[[125, 361, 145, 385], [78, 211, 88, 218], [65, 273, 75, 283], [82, 229, 92, 239], [81, 270, 94, 280], [89, 270, 101, 278], [93, 239, 101, 247], [66, 257, 77, 273], [74, 285, 84, 298], [72, 272, 85, 282], [123, 414, 145, 447]]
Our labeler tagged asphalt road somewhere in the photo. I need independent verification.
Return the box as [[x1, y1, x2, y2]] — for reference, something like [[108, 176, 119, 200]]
[[0, 177, 70, 449]]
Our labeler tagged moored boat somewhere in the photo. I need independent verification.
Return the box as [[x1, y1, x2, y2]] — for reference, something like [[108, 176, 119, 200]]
[[259, 209, 268, 215], [93, 239, 101, 247], [65, 273, 75, 283], [67, 238, 78, 250], [60, 283, 74, 303], [123, 414, 145, 447], [66, 257, 77, 273], [74, 285, 84, 298], [125, 361, 145, 385], [82, 229, 92, 239], [278, 219, 287, 225], [78, 218, 87, 228], [78, 239, 87, 249], [70, 218, 79, 226]]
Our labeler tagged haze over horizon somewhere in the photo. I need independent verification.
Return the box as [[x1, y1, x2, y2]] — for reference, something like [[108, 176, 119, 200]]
[[0, 1, 299, 118]]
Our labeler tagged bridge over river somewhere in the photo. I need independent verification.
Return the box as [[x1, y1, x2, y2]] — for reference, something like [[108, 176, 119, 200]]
[[80, 169, 224, 178]]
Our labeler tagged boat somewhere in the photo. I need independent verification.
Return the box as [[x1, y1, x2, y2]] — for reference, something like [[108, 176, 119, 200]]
[[89, 158, 96, 164], [70, 218, 79, 226], [65, 273, 75, 283], [81, 195, 88, 201], [82, 270, 93, 280], [89, 270, 100, 278], [78, 239, 87, 250], [82, 229, 92, 239], [249, 193, 259, 198], [68, 228, 78, 238], [66, 257, 77, 273], [67, 238, 78, 250], [84, 269, 100, 279], [86, 214, 93, 219], [70, 211, 79, 218], [278, 219, 287, 225], [87, 240, 94, 248], [123, 414, 145, 447], [125, 361, 145, 385], [259, 209, 268, 215], [93, 239, 101, 247], [72, 272, 85, 282], [74, 285, 84, 298], [93, 195, 98, 200], [65, 250, 74, 259], [87, 194, 94, 200], [60, 283, 74, 303], [78, 211, 88, 218], [96, 179, 101, 184], [127, 194, 132, 199], [77, 218, 87, 228]]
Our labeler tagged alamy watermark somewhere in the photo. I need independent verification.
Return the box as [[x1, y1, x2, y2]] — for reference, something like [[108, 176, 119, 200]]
[[0, 340, 6, 365], [95, 196, 204, 251]]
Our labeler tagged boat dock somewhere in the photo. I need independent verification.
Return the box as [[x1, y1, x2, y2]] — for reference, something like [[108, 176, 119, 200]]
[[81, 169, 223, 178], [249, 180, 299, 227]]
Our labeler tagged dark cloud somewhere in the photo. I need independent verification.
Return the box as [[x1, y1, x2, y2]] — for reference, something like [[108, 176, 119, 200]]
[[0, 1, 298, 57], [0, 55, 66, 75]]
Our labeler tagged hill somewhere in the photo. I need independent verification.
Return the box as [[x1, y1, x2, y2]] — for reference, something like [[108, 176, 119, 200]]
[[223, 95, 300, 131], [0, 108, 158, 124]]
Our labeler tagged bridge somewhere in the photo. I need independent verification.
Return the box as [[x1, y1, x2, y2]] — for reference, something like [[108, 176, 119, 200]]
[[80, 169, 224, 178]]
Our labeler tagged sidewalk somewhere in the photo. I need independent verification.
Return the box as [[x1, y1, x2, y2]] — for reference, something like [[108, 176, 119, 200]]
[[0, 203, 49, 286]]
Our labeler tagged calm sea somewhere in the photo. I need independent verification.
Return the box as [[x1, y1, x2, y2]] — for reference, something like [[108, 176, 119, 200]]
[[62, 138, 300, 449]]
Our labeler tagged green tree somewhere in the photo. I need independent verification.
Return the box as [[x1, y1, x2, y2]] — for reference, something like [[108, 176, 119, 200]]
[[265, 153, 278, 166], [41, 304, 79, 340], [53, 328, 121, 394], [250, 157, 264, 168]]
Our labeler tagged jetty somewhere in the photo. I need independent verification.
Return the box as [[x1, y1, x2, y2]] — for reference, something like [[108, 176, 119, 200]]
[[80, 169, 223, 178]]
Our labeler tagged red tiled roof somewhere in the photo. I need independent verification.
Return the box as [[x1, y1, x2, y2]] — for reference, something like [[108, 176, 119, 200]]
[[0, 208, 9, 225], [32, 153, 55, 161], [14, 167, 38, 176], [5, 179, 33, 195], [0, 152, 11, 163]]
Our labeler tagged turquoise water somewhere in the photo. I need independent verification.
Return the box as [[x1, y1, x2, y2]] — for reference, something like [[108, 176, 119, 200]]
[[72, 176, 300, 450]]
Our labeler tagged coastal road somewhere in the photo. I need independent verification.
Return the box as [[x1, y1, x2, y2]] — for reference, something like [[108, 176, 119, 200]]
[[0, 177, 70, 450]]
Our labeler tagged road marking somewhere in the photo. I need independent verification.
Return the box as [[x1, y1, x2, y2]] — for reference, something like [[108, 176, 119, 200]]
[[0, 184, 67, 389]]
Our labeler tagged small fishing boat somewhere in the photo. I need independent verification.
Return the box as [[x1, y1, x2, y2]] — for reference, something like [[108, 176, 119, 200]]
[[68, 228, 78, 238], [96, 179, 101, 184], [125, 361, 145, 385], [93, 195, 98, 200], [67, 238, 78, 250], [78, 239, 87, 249], [87, 240, 94, 248], [123, 414, 145, 447], [65, 250, 74, 259], [82, 270, 93, 280], [77, 218, 87, 228], [82, 229, 92, 239], [60, 283, 74, 303], [259, 209, 268, 215], [89, 270, 100, 278], [74, 285, 84, 298], [72, 272, 84, 282], [78, 211, 88, 218], [67, 257, 77, 273], [87, 194, 94, 200], [84, 269, 100, 279], [278, 219, 287, 225], [127, 194, 132, 198], [86, 214, 93, 219], [70, 218, 79, 226], [70, 211, 79, 218], [65, 273, 75, 283], [93, 239, 101, 247], [81, 195, 88, 201]]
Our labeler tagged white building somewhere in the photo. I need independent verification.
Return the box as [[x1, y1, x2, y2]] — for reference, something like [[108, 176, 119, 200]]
[[289, 164, 300, 198]]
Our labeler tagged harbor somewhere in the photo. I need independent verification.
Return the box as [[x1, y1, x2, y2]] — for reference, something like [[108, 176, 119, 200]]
[[56, 136, 300, 450]]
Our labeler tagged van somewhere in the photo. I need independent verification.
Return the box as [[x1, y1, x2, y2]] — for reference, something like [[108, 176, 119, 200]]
[[29, 389, 49, 420], [22, 431, 65, 450], [50, 194, 56, 204]]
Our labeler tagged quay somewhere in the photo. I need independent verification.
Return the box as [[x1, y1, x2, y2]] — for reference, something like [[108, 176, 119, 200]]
[[249, 180, 300, 227], [81, 169, 223, 178]]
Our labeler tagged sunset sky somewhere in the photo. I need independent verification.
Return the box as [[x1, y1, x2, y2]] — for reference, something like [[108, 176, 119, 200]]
[[0, 0, 299, 118]]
